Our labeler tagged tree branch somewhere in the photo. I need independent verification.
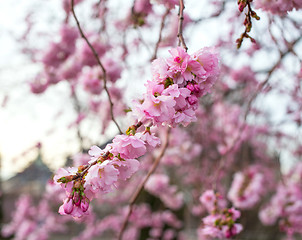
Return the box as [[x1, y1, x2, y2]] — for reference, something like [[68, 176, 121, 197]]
[[117, 127, 171, 240], [177, 0, 188, 51], [71, 0, 122, 134]]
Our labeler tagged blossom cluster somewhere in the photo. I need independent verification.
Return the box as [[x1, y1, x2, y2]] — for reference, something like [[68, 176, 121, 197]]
[[30, 25, 121, 97], [2, 194, 67, 240], [228, 166, 265, 209], [54, 130, 160, 218], [254, 0, 302, 15], [259, 162, 302, 239], [54, 46, 219, 218], [198, 190, 243, 239], [134, 47, 219, 127], [145, 174, 183, 210]]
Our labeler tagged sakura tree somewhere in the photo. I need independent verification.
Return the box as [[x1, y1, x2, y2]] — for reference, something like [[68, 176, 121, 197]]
[[2, 0, 302, 239]]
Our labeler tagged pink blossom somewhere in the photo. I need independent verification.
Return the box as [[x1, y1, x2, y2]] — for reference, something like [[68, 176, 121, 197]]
[[103, 58, 122, 83], [88, 145, 104, 160], [85, 160, 119, 193], [80, 67, 103, 95], [223, 223, 243, 238], [79, 35, 108, 67], [254, 0, 302, 15], [259, 205, 280, 225], [167, 47, 190, 76], [199, 190, 216, 212], [192, 47, 219, 81], [41, 25, 77, 68], [110, 134, 146, 159], [111, 158, 140, 180], [228, 170, 265, 209], [72, 153, 90, 166], [151, 58, 169, 83], [137, 93, 176, 125], [198, 191, 242, 239], [136, 131, 161, 150], [145, 174, 183, 210], [58, 55, 81, 80]]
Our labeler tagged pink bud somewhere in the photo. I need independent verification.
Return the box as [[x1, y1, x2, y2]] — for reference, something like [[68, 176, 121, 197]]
[[194, 84, 202, 97], [238, 2, 246, 12], [63, 198, 74, 214], [81, 197, 90, 212], [186, 83, 195, 92], [73, 192, 81, 206], [225, 228, 232, 238]]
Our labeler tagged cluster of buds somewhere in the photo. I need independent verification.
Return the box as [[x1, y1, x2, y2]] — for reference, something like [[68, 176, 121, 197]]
[[56, 173, 92, 217], [236, 0, 260, 48], [198, 190, 243, 239]]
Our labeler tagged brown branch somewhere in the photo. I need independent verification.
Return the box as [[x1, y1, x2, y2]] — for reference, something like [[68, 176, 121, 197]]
[[177, 0, 188, 51], [118, 127, 171, 240], [151, 8, 170, 61], [71, 0, 122, 134], [69, 150, 110, 182]]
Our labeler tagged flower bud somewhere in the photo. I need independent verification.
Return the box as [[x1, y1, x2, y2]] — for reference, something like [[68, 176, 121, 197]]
[[186, 83, 195, 92], [81, 197, 90, 212], [63, 198, 74, 214], [73, 191, 81, 206], [238, 2, 246, 12]]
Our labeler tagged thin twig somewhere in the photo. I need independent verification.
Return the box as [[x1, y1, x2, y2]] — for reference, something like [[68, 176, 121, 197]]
[[118, 127, 171, 240], [71, 151, 110, 181], [236, 0, 259, 48], [71, 0, 122, 134], [151, 8, 170, 61], [177, 0, 188, 51]]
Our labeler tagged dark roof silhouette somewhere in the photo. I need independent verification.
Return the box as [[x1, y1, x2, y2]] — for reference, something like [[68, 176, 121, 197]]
[[3, 151, 52, 195]]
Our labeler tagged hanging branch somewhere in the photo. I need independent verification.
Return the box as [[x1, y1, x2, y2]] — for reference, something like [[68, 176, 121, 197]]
[[236, 0, 260, 49], [117, 127, 171, 240], [71, 0, 122, 134], [177, 0, 188, 51]]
